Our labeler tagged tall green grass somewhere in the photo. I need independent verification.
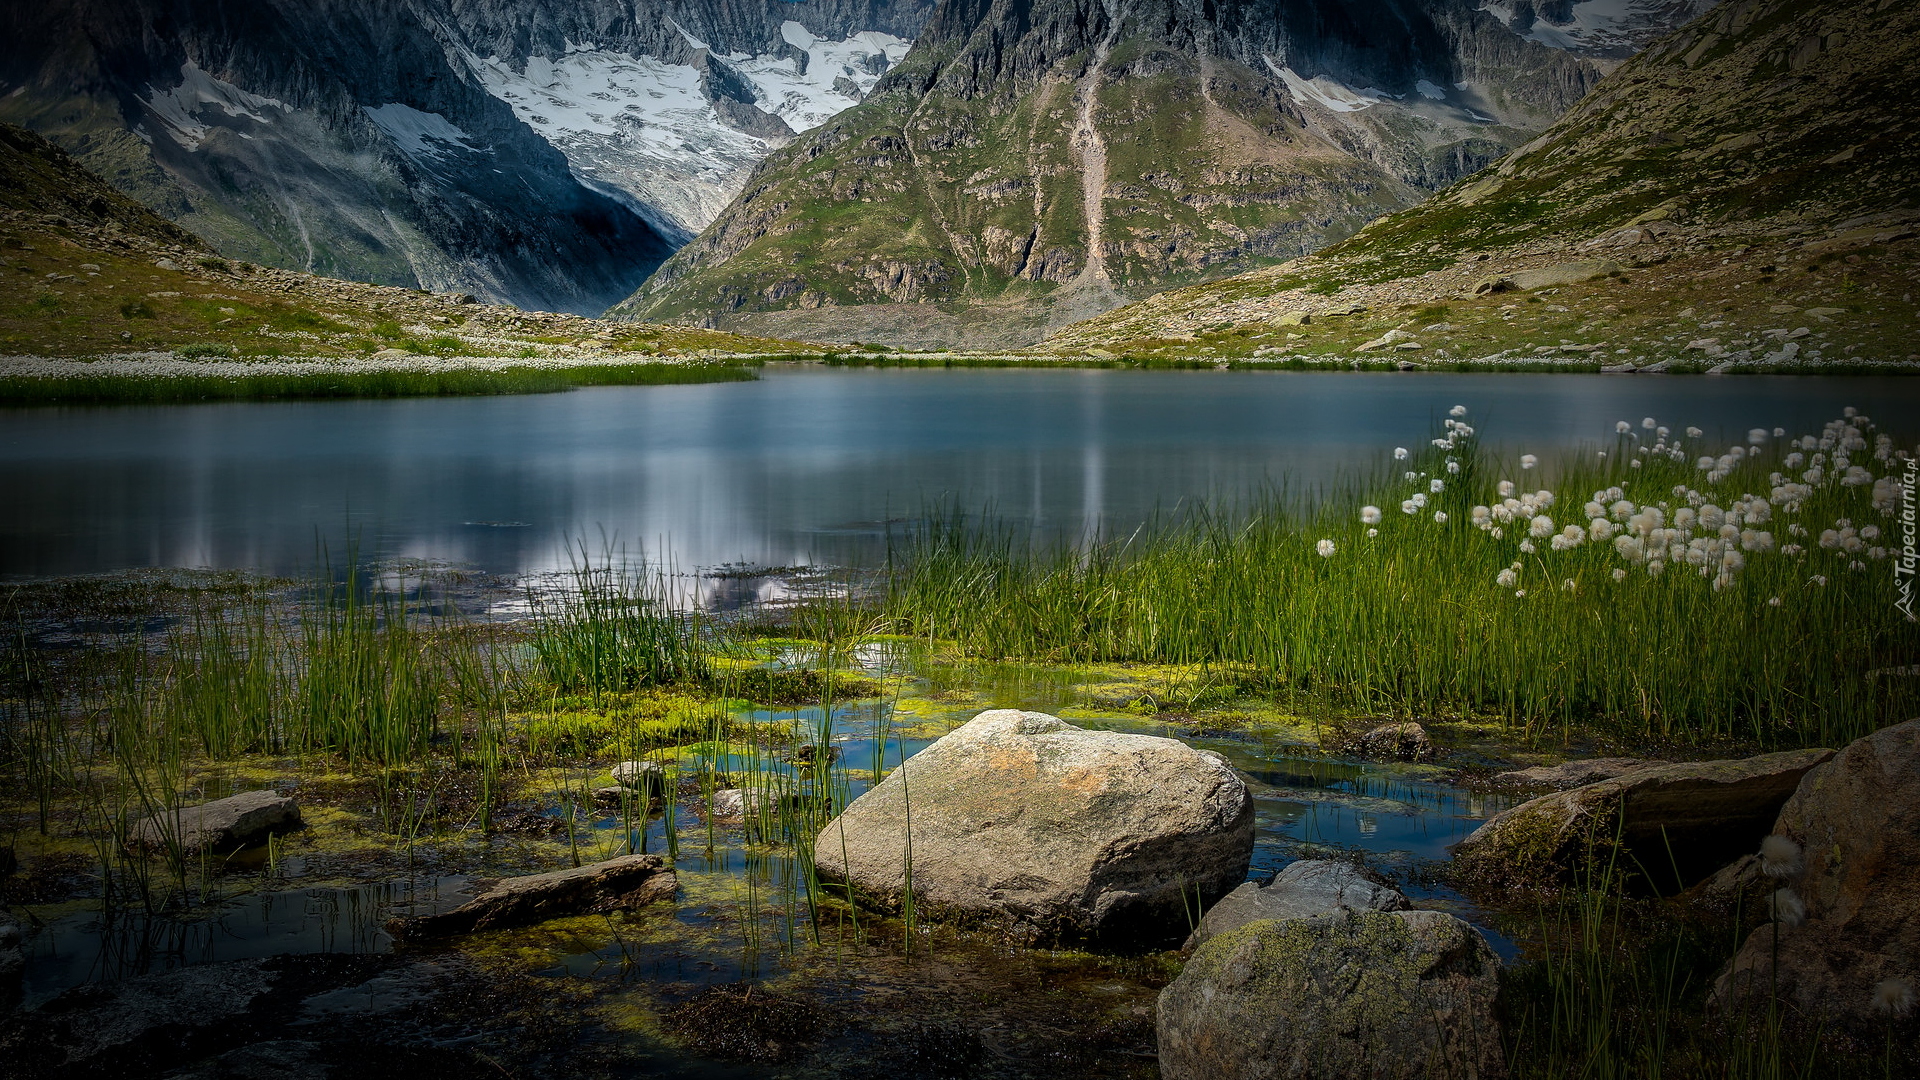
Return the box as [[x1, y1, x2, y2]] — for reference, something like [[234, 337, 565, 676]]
[[875, 413, 1917, 747], [0, 361, 758, 406], [531, 551, 711, 695]]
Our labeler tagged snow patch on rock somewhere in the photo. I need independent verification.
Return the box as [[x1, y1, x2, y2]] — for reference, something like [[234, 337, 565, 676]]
[[363, 104, 481, 164], [142, 61, 290, 152]]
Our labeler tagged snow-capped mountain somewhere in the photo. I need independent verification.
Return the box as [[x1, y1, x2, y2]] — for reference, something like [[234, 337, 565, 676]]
[[467, 22, 912, 242], [0, 1, 933, 312]]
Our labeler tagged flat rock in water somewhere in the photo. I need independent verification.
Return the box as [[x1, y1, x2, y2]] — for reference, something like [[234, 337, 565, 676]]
[[385, 854, 676, 940], [1492, 757, 1654, 789], [1158, 910, 1505, 1080], [1452, 749, 1832, 891], [1711, 719, 1920, 1029], [813, 709, 1254, 944], [130, 791, 301, 853], [1187, 860, 1408, 949]]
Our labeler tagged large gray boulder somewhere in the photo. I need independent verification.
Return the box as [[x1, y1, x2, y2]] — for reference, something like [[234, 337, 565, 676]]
[[1451, 749, 1832, 892], [130, 791, 301, 854], [386, 854, 676, 940], [1711, 719, 1920, 1029], [1187, 860, 1408, 949], [1159, 910, 1506, 1080], [812, 709, 1254, 944]]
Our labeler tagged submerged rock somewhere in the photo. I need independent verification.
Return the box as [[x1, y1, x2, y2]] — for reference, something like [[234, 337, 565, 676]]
[[1711, 719, 1920, 1029], [129, 791, 301, 854], [1491, 757, 1653, 790], [1159, 910, 1505, 1080], [1451, 748, 1832, 892], [384, 854, 676, 940], [1187, 860, 1408, 949], [812, 709, 1254, 944]]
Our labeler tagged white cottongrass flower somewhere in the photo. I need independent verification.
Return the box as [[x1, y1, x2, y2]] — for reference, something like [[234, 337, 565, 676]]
[[1518, 539, 1537, 554], [1447, 460, 1460, 474], [1748, 428, 1769, 444], [1449, 404, 1468, 417], [1810, 575, 1828, 586], [1768, 596, 1781, 606], [1366, 528, 1379, 538], [1768, 887, 1806, 927], [1316, 539, 1336, 558], [1514, 589, 1527, 598], [1412, 493, 1429, 509], [1772, 427, 1785, 437], [1872, 979, 1915, 1019], [1496, 568, 1517, 588], [1759, 836, 1802, 879], [1529, 515, 1555, 538], [1686, 426, 1703, 438], [1561, 578, 1576, 592], [1497, 480, 1516, 498], [1616, 420, 1632, 434], [1612, 568, 1627, 582], [1430, 479, 1445, 494], [1648, 560, 1665, 576], [1361, 505, 1383, 525], [1520, 454, 1538, 469], [1402, 499, 1419, 515], [1642, 417, 1657, 429], [1433, 511, 1448, 524], [1394, 447, 1410, 461], [1405, 471, 1420, 481]]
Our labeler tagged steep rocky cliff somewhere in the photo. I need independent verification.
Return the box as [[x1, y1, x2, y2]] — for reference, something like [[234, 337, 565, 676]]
[[0, 1, 935, 313], [1043, 0, 1920, 372], [616, 0, 1664, 345]]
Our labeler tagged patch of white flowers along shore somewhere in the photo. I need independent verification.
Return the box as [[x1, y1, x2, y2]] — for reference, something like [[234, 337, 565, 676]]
[[1334, 406, 1915, 597]]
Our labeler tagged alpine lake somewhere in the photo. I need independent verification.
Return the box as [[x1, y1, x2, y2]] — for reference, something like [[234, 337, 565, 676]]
[[4, 367, 1918, 1078]]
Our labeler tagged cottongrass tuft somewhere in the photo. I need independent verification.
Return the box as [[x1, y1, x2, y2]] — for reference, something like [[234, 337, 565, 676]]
[[1758, 835, 1803, 879], [1768, 887, 1807, 927], [1361, 505, 1383, 525], [1316, 539, 1336, 558], [1521, 454, 1539, 470], [1872, 978, 1915, 1019]]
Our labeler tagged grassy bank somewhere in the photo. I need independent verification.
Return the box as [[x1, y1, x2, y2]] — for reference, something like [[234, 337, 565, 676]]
[[0, 357, 761, 405], [870, 406, 1918, 748]]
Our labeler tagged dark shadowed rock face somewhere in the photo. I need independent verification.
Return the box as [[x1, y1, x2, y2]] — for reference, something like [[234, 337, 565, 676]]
[[1711, 719, 1920, 1031], [1186, 859, 1409, 949], [814, 709, 1254, 945], [1450, 748, 1833, 893], [1159, 910, 1506, 1080]]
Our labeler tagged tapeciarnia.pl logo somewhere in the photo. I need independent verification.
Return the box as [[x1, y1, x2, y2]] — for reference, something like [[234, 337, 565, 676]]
[[1898, 457, 1917, 622]]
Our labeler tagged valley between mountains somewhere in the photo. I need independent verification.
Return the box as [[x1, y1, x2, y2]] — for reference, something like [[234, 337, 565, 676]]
[[1, 0, 1916, 373]]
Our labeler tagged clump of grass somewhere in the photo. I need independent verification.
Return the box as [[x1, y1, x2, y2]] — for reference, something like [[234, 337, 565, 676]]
[[872, 408, 1917, 748], [532, 550, 711, 695]]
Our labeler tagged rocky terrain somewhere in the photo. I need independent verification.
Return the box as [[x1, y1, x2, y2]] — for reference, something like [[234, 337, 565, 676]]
[[616, 0, 1727, 347], [0, 1, 936, 313], [0, 122, 806, 364], [1042, 0, 1920, 371]]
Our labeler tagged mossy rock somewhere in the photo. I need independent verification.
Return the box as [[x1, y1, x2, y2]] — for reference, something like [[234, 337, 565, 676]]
[[1157, 910, 1505, 1080]]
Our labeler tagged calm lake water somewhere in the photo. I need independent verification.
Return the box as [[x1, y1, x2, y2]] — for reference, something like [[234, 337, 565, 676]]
[[5, 368, 1917, 580]]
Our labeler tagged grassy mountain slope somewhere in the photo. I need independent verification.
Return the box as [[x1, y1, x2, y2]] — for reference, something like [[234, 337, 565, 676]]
[[0, 122, 808, 388], [616, 0, 1605, 348], [1047, 0, 1920, 371]]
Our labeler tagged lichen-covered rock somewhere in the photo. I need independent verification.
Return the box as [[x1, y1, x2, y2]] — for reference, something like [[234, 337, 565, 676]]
[[812, 709, 1254, 944], [1347, 721, 1436, 761], [1187, 860, 1407, 949], [1158, 910, 1505, 1080], [1451, 748, 1832, 892], [130, 791, 301, 854], [385, 854, 676, 940], [1711, 719, 1920, 1029]]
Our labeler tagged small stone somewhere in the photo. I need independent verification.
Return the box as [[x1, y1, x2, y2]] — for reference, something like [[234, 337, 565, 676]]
[[130, 790, 301, 854], [1346, 721, 1436, 761], [1272, 310, 1312, 326]]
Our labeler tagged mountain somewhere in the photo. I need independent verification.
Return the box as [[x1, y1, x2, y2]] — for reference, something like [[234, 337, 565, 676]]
[[1043, 0, 1920, 372], [0, 1, 935, 314], [0, 120, 800, 362], [614, 0, 1719, 348]]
